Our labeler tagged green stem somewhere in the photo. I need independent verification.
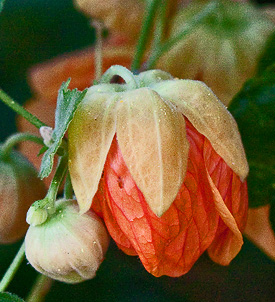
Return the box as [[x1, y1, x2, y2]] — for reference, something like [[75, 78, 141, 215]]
[[26, 274, 53, 302], [131, 0, 159, 71], [45, 153, 68, 213], [152, 0, 168, 51], [146, 0, 218, 69], [0, 133, 44, 159], [0, 89, 46, 129], [100, 65, 140, 89], [64, 172, 73, 200], [0, 242, 25, 292]]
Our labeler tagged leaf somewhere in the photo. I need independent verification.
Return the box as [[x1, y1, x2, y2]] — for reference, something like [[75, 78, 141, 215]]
[[229, 65, 275, 208], [38, 145, 48, 156], [257, 32, 275, 75], [0, 0, 5, 13], [39, 79, 87, 179], [0, 292, 25, 302]]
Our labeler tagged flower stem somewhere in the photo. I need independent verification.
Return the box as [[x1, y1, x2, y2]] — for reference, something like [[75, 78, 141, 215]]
[[0, 89, 46, 129], [26, 274, 53, 302], [0, 133, 44, 160], [131, 0, 159, 72], [91, 19, 104, 82], [0, 242, 25, 292], [100, 65, 140, 89], [151, 0, 169, 51], [64, 172, 73, 200], [45, 153, 68, 213], [146, 0, 218, 69]]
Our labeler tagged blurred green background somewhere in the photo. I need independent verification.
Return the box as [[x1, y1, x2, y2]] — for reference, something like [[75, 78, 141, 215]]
[[0, 0, 275, 301]]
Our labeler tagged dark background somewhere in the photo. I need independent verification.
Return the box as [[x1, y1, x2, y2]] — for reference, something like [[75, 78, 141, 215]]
[[0, 0, 275, 301]]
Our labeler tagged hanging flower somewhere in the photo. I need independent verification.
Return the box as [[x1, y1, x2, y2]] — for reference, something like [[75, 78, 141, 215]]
[[0, 149, 46, 244], [68, 66, 249, 277], [25, 199, 110, 283], [157, 0, 274, 105]]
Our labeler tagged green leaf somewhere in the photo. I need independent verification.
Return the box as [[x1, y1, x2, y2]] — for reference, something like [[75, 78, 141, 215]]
[[0, 0, 5, 13], [229, 65, 275, 208], [257, 32, 275, 75], [0, 292, 25, 302], [38, 145, 48, 156], [39, 79, 87, 179]]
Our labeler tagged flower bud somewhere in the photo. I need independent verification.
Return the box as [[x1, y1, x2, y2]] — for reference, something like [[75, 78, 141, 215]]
[[0, 149, 46, 244], [158, 0, 274, 105], [25, 199, 110, 283]]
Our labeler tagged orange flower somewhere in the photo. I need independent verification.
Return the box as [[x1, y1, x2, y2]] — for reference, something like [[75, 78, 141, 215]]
[[68, 68, 249, 277]]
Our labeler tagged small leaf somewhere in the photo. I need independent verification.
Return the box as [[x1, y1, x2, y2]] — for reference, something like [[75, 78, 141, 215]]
[[39, 79, 87, 179], [38, 145, 48, 156], [229, 65, 275, 208], [116, 88, 189, 217], [0, 292, 25, 302]]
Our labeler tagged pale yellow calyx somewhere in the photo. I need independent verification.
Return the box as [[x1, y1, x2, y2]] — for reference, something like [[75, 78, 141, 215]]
[[152, 79, 249, 181], [68, 90, 117, 214], [138, 70, 173, 88], [116, 88, 189, 217]]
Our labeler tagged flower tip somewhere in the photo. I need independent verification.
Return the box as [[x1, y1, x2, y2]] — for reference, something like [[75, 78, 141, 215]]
[[26, 204, 48, 226], [78, 200, 91, 215]]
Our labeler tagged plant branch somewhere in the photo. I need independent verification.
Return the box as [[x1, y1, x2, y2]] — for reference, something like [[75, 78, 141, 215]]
[[0, 133, 44, 159], [0, 242, 25, 292], [131, 0, 159, 71], [146, 0, 218, 69], [0, 89, 46, 129], [45, 152, 68, 213], [26, 274, 53, 302], [91, 19, 104, 82]]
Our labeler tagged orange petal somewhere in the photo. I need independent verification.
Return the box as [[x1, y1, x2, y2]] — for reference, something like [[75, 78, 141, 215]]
[[204, 138, 248, 265], [100, 119, 220, 277]]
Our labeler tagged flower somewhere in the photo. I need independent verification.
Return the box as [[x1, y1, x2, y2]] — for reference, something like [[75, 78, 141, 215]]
[[157, 0, 274, 105], [25, 199, 110, 283], [68, 67, 249, 277], [0, 149, 46, 244]]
